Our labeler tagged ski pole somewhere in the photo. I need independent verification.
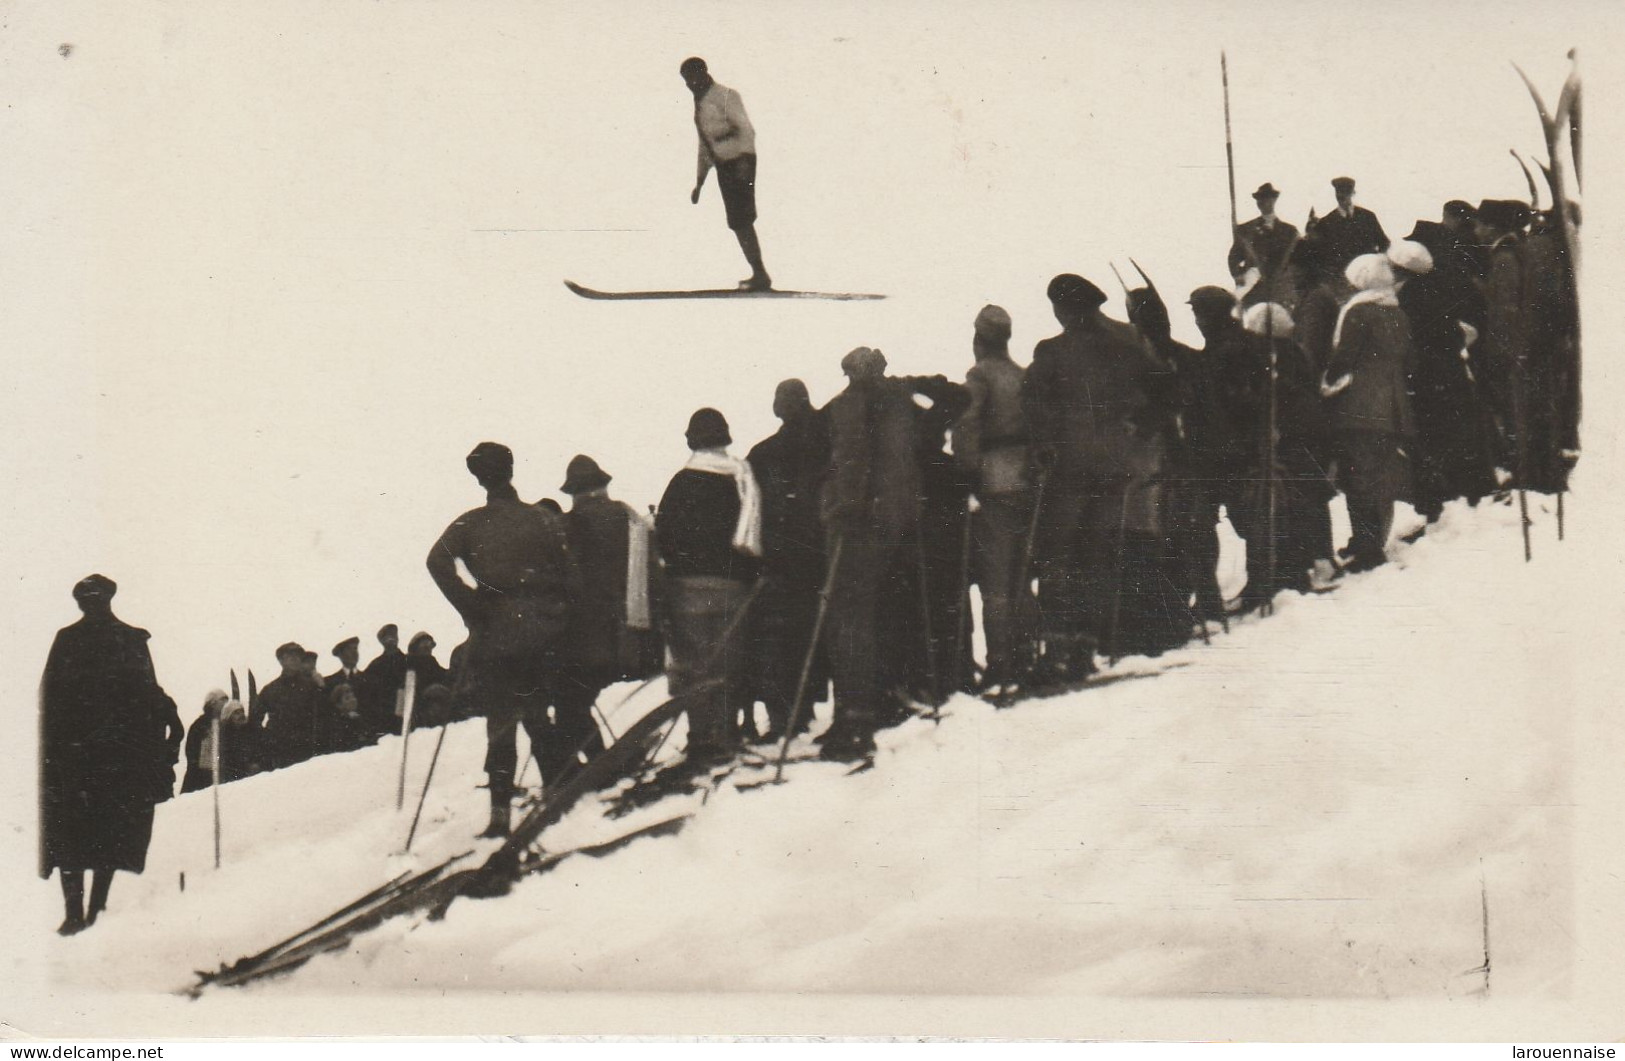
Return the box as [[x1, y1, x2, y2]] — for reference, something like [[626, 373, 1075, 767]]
[[773, 538, 844, 783], [394, 670, 419, 810], [1016, 467, 1050, 678], [1106, 485, 1131, 667], [1262, 303, 1280, 617], [913, 538, 942, 708], [403, 723, 449, 854], [956, 496, 975, 693], [211, 713, 223, 869]]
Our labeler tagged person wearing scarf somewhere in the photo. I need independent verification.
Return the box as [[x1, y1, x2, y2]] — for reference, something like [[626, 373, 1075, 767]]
[[1321, 253, 1419, 572], [656, 408, 763, 765]]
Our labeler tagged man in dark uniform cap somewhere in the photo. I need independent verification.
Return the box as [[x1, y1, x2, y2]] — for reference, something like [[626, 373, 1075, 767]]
[[1311, 177, 1389, 284], [1229, 182, 1301, 309], [325, 637, 370, 749], [427, 441, 579, 838]]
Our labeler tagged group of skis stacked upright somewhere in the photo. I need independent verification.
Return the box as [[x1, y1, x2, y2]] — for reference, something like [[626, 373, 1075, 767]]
[[43, 56, 1581, 967]]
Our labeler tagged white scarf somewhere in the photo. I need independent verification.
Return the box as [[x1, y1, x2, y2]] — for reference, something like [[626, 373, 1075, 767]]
[[625, 508, 653, 630], [1331, 286, 1398, 350], [1323, 287, 1400, 396], [684, 448, 764, 558]]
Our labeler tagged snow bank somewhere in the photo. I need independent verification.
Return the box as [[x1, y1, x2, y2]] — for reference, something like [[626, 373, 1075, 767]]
[[40, 497, 1579, 1002]]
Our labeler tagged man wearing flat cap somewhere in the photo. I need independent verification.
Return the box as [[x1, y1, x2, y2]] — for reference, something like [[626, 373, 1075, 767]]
[[817, 347, 923, 760], [1021, 274, 1169, 681], [254, 640, 327, 768], [746, 381, 832, 740], [325, 637, 371, 750], [40, 575, 183, 935], [558, 454, 658, 759], [427, 441, 580, 838], [1229, 182, 1302, 309], [1311, 177, 1389, 285], [953, 304, 1036, 696]]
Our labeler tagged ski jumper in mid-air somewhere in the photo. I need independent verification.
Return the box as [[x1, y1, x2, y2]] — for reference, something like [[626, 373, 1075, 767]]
[[682, 57, 771, 292]]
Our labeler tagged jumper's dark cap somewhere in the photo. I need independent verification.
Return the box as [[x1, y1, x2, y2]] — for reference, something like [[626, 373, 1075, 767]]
[[71, 573, 117, 601], [1046, 273, 1107, 310], [561, 454, 612, 495]]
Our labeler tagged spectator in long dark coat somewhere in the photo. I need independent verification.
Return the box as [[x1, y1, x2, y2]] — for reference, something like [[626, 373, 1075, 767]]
[[903, 373, 974, 702], [657, 408, 763, 764], [1322, 254, 1418, 571], [746, 381, 831, 740], [1393, 229, 1496, 519], [39, 575, 183, 935], [402, 631, 457, 727], [556, 454, 653, 762], [254, 642, 326, 769], [1021, 274, 1168, 680], [1230, 182, 1302, 310], [954, 305, 1036, 696], [1225, 302, 1336, 604], [1179, 286, 1249, 622], [361, 624, 407, 740], [427, 441, 578, 838], [1311, 177, 1390, 285], [819, 347, 921, 761]]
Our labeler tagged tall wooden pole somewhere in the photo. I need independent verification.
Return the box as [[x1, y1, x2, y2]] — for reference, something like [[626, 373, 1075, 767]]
[[1222, 52, 1239, 231]]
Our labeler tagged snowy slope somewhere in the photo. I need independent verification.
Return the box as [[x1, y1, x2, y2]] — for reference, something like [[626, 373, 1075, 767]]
[[40, 497, 1579, 1001]]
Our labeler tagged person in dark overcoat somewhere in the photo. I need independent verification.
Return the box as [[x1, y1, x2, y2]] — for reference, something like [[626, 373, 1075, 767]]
[[1229, 182, 1302, 310], [1311, 177, 1390, 285], [745, 381, 831, 740], [1224, 302, 1336, 604], [1021, 274, 1169, 679], [253, 641, 325, 769], [556, 454, 653, 763], [657, 409, 763, 762], [1179, 286, 1249, 621], [427, 442, 578, 838], [818, 347, 922, 760], [361, 624, 408, 740], [1322, 253, 1418, 571], [1393, 228, 1496, 519], [902, 372, 974, 702], [39, 574, 183, 935]]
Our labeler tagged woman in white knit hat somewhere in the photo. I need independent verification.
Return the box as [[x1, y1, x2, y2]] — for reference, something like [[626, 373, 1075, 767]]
[[1320, 253, 1419, 572]]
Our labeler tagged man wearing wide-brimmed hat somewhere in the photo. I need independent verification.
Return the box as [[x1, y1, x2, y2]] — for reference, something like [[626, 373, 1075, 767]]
[[557, 454, 659, 759], [1229, 182, 1302, 309]]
